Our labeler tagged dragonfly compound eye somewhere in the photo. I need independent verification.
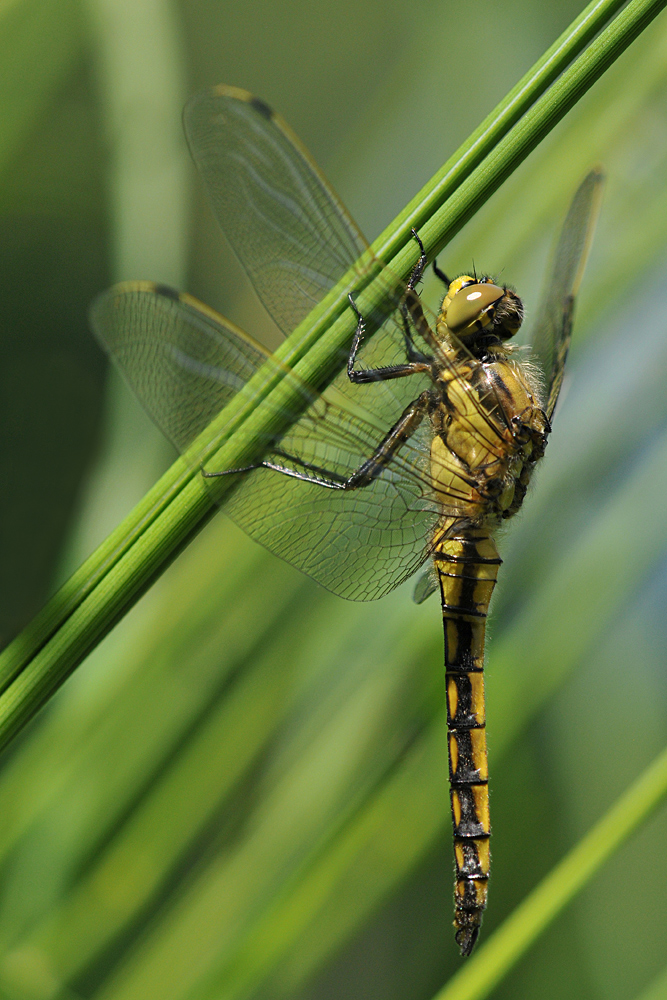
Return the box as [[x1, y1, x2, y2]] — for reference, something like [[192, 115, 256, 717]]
[[445, 283, 505, 338]]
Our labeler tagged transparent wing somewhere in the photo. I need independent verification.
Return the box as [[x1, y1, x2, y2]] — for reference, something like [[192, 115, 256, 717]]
[[530, 168, 604, 420], [183, 85, 515, 444], [90, 281, 276, 453], [183, 85, 369, 336], [223, 414, 440, 601], [412, 564, 439, 604], [92, 88, 524, 601], [90, 283, 487, 601]]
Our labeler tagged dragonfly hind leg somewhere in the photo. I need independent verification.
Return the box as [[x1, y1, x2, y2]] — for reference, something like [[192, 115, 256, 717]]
[[203, 388, 436, 492]]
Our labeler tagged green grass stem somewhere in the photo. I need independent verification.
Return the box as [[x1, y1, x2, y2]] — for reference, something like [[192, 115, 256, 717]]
[[0, 0, 665, 753]]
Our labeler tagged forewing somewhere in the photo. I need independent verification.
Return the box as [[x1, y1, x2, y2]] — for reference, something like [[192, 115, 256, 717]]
[[183, 85, 368, 335], [530, 169, 604, 420]]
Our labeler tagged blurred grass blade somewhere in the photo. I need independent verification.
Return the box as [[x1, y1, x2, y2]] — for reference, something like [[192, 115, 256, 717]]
[[0, 0, 666, 755], [433, 742, 667, 1000], [632, 963, 667, 1000]]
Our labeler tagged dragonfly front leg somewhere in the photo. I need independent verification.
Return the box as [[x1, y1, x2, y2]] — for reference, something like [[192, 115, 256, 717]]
[[401, 230, 443, 357], [203, 389, 436, 491], [347, 294, 432, 383]]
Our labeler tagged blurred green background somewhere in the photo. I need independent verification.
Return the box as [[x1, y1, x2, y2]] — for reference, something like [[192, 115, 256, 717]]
[[2, 0, 667, 998]]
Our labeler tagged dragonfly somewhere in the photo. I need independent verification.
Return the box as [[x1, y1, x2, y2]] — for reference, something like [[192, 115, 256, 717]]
[[90, 84, 603, 956]]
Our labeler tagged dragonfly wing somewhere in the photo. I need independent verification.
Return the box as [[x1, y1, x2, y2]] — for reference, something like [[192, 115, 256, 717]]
[[183, 85, 369, 335], [412, 564, 439, 604], [530, 169, 604, 420], [223, 397, 440, 601], [90, 282, 274, 453], [92, 91, 525, 602], [90, 281, 443, 601], [183, 84, 510, 474]]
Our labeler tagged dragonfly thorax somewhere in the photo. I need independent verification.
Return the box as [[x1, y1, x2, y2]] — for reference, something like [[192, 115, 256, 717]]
[[437, 275, 523, 355]]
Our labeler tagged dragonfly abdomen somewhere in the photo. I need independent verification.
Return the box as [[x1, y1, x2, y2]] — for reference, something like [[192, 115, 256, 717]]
[[434, 528, 501, 956]]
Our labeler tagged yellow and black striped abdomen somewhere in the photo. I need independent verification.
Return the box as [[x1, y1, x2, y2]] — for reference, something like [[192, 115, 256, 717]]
[[435, 528, 501, 956]]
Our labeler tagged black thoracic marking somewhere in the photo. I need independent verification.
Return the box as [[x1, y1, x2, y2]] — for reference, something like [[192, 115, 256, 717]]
[[250, 96, 273, 120], [154, 284, 180, 300], [447, 674, 483, 729], [452, 787, 488, 838], [450, 730, 485, 784]]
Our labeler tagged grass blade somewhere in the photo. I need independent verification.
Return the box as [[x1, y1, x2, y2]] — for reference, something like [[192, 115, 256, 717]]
[[0, 0, 665, 753]]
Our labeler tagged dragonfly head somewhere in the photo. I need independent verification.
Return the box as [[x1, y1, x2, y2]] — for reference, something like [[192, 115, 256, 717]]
[[438, 275, 523, 351]]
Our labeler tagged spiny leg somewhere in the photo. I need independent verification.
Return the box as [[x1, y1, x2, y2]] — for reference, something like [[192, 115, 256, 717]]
[[387, 229, 445, 357], [406, 228, 428, 291], [399, 230, 434, 363], [347, 293, 431, 383], [203, 388, 436, 491]]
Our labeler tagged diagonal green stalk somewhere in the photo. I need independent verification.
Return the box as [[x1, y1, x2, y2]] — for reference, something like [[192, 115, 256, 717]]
[[433, 741, 667, 1000], [0, 0, 665, 752]]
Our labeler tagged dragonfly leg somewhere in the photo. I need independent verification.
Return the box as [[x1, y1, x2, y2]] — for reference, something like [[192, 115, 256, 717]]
[[391, 231, 445, 356], [203, 456, 347, 489], [347, 293, 431, 383], [432, 258, 451, 287], [398, 230, 436, 363], [203, 389, 435, 491], [345, 388, 435, 487], [404, 285, 440, 355], [406, 228, 428, 291]]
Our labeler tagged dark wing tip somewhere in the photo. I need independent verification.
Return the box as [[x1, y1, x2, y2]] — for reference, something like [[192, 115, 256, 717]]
[[249, 96, 274, 120], [189, 83, 275, 121], [153, 283, 181, 301]]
